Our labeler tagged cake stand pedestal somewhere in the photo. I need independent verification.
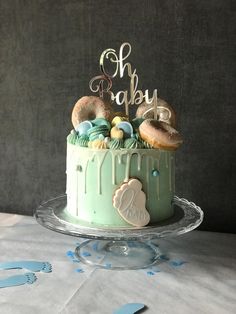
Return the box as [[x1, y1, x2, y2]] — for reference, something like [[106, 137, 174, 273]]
[[35, 195, 203, 270]]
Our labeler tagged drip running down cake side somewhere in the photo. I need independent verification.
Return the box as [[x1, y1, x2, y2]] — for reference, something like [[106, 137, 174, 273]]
[[66, 43, 183, 228]]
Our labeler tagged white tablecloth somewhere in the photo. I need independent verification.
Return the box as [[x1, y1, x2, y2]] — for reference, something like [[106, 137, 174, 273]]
[[0, 213, 235, 314]]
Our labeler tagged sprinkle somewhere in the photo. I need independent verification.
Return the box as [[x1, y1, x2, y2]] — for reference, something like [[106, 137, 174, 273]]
[[104, 263, 112, 269], [152, 169, 160, 177], [146, 271, 155, 276]]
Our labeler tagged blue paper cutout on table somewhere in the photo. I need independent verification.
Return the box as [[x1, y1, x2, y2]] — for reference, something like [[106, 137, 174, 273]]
[[75, 268, 84, 273], [81, 251, 91, 257], [169, 260, 187, 267], [0, 273, 37, 289], [104, 263, 112, 269], [66, 251, 76, 259], [159, 254, 170, 261], [66, 242, 188, 278], [0, 261, 52, 273], [113, 303, 146, 314]]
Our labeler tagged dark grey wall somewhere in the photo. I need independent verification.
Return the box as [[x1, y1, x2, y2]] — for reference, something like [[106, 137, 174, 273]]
[[0, 0, 235, 233]]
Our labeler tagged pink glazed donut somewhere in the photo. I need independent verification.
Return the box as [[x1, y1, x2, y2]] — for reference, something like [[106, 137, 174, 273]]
[[71, 96, 113, 129], [139, 119, 183, 150]]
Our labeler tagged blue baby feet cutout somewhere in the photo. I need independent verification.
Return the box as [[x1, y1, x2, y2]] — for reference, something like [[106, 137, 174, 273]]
[[113, 303, 146, 314], [0, 261, 52, 273], [0, 272, 37, 288]]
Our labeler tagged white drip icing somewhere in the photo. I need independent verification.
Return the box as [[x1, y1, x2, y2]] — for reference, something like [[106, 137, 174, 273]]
[[165, 152, 168, 168], [66, 145, 174, 205], [146, 157, 149, 199], [96, 151, 107, 194], [84, 160, 89, 193], [112, 154, 116, 185], [125, 154, 131, 182], [137, 153, 142, 171]]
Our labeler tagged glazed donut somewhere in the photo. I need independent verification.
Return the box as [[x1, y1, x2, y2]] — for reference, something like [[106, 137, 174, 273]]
[[136, 98, 176, 127], [139, 119, 183, 150], [71, 96, 113, 129]]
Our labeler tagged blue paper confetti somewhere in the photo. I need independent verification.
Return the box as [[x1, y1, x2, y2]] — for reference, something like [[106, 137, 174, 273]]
[[159, 254, 169, 261], [81, 251, 91, 257], [146, 271, 155, 276], [92, 242, 99, 251], [104, 263, 112, 269], [66, 251, 75, 259], [75, 268, 84, 273], [169, 260, 187, 267], [72, 259, 80, 263], [151, 266, 161, 273]]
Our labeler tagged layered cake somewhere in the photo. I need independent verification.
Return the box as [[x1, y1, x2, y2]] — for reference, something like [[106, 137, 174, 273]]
[[65, 43, 183, 228]]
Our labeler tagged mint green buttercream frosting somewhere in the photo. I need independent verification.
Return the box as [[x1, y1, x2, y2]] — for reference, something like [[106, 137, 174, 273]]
[[76, 134, 89, 147], [124, 137, 144, 149], [67, 131, 78, 145], [108, 139, 124, 149], [134, 132, 152, 149]]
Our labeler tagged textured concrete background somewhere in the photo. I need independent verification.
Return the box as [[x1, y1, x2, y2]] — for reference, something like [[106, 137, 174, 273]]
[[0, 0, 235, 232]]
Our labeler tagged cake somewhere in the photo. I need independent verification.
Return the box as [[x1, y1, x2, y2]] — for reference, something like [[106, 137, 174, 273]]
[[65, 43, 183, 228]]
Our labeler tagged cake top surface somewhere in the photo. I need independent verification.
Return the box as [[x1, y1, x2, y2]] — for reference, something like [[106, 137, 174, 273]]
[[68, 43, 183, 151]]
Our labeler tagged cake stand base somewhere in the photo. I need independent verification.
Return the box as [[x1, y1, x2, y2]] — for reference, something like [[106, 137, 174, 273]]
[[35, 195, 204, 270], [75, 240, 161, 270]]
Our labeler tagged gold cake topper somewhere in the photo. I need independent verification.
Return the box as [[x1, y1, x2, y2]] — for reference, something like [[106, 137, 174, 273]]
[[89, 42, 160, 119]]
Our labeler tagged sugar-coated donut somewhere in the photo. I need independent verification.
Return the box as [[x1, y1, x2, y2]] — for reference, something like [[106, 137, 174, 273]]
[[139, 119, 183, 150], [136, 98, 176, 127], [71, 96, 113, 129]]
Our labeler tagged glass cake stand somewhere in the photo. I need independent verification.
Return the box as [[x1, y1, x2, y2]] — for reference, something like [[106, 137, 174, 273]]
[[35, 195, 203, 270]]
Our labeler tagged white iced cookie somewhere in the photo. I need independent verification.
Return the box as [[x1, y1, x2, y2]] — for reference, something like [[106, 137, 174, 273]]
[[113, 178, 150, 227]]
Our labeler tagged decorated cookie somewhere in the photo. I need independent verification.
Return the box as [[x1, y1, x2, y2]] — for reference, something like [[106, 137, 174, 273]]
[[113, 178, 150, 227]]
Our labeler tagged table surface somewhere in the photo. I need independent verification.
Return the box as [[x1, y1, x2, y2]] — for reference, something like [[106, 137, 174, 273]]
[[0, 213, 235, 314]]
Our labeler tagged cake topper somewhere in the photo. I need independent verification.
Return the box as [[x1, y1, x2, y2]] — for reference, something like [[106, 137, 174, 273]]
[[89, 42, 159, 119]]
